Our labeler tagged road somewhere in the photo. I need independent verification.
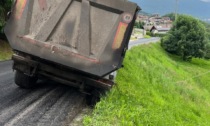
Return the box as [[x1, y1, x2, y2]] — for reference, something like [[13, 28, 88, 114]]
[[129, 37, 160, 49], [0, 37, 159, 126], [0, 61, 86, 126]]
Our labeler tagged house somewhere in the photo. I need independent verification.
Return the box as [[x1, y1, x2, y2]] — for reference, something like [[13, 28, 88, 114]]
[[143, 25, 153, 31], [136, 14, 149, 23], [150, 25, 171, 34]]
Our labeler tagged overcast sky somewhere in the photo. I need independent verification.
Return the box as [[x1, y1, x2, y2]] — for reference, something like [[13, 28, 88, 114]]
[[130, 0, 210, 21]]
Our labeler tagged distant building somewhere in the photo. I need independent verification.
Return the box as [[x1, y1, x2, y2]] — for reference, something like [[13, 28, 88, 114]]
[[143, 25, 153, 31], [136, 13, 173, 34], [150, 25, 171, 34], [136, 14, 149, 23], [132, 28, 146, 39]]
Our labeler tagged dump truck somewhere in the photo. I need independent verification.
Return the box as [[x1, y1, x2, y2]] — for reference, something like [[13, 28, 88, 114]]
[[5, 0, 140, 96]]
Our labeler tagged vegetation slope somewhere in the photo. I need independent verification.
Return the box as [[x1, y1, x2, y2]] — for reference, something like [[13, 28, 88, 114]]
[[0, 40, 12, 61], [84, 43, 210, 126]]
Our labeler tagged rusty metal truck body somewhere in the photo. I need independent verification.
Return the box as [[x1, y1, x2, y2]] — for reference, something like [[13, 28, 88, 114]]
[[5, 0, 140, 90]]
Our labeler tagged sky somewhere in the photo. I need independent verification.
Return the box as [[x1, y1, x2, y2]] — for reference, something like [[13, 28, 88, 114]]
[[129, 0, 210, 21]]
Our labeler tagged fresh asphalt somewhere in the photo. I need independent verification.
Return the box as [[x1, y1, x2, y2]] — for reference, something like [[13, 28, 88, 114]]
[[0, 61, 86, 126], [0, 37, 159, 126]]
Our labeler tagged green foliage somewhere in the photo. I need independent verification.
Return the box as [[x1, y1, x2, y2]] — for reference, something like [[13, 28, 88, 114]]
[[0, 40, 12, 60], [200, 21, 210, 40], [84, 43, 210, 126], [199, 20, 210, 59], [0, 0, 13, 38], [147, 31, 166, 38], [204, 43, 210, 59], [206, 32, 210, 41], [202, 21, 210, 30], [146, 31, 152, 36], [161, 15, 207, 61], [153, 33, 167, 38], [144, 35, 151, 39], [134, 21, 145, 29]]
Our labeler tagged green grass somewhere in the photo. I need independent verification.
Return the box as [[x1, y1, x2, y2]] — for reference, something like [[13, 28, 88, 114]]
[[0, 39, 12, 61], [144, 35, 151, 39], [83, 43, 210, 126]]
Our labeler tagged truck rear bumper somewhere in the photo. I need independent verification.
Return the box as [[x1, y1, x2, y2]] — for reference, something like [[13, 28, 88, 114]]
[[12, 54, 114, 90]]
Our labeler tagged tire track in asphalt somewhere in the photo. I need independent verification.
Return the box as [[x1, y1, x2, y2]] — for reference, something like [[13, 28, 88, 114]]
[[0, 61, 87, 126]]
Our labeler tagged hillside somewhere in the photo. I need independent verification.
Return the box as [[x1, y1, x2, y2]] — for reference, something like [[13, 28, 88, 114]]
[[139, 11, 152, 16], [84, 43, 210, 126]]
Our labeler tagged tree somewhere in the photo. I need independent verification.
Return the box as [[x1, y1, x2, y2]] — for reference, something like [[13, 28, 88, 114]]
[[201, 21, 210, 40], [134, 21, 145, 29], [201, 21, 210, 59], [204, 43, 210, 59], [161, 15, 207, 61], [0, 0, 13, 38]]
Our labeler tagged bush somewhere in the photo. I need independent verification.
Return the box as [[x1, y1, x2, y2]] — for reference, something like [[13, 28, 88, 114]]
[[146, 31, 152, 36], [134, 21, 145, 29], [146, 31, 167, 38], [152, 33, 167, 38], [144, 35, 151, 38], [204, 42, 210, 59], [0, 0, 13, 39], [207, 33, 210, 41], [161, 15, 207, 61]]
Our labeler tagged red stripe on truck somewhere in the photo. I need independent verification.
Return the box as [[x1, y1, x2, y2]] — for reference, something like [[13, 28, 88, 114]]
[[112, 22, 128, 49]]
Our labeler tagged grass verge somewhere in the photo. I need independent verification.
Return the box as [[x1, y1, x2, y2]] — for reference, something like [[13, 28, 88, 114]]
[[130, 36, 137, 41], [0, 39, 12, 61], [144, 35, 151, 39], [83, 43, 210, 126]]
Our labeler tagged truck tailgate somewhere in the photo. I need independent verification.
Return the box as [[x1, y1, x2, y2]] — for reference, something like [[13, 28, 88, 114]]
[[5, 0, 140, 77]]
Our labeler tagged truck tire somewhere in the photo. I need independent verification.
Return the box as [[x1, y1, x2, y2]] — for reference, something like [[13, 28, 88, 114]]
[[15, 71, 38, 89], [86, 89, 106, 107]]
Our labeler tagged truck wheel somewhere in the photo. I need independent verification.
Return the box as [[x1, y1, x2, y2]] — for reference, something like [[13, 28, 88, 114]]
[[15, 71, 38, 89], [86, 89, 106, 107]]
